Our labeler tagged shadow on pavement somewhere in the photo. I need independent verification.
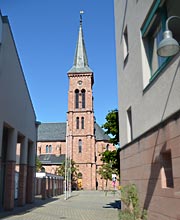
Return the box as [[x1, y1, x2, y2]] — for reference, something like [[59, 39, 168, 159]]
[[103, 200, 121, 209], [0, 195, 61, 219]]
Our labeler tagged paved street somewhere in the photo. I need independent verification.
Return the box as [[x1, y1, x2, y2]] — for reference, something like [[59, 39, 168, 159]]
[[0, 191, 120, 220]]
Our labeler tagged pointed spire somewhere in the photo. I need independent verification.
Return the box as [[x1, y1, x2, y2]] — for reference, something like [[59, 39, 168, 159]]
[[68, 11, 93, 73]]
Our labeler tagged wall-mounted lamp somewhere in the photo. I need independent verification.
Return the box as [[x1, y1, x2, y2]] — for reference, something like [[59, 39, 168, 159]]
[[157, 16, 180, 57]]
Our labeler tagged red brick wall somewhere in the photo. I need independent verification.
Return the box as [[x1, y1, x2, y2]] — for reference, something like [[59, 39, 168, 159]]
[[18, 164, 27, 206], [37, 71, 117, 190], [37, 139, 117, 190], [26, 166, 35, 203], [37, 141, 66, 156], [120, 114, 180, 219], [40, 165, 59, 174], [67, 72, 96, 190], [4, 161, 15, 210]]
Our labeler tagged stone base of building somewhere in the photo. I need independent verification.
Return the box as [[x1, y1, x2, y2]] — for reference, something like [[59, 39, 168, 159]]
[[120, 112, 180, 220], [18, 164, 27, 206], [26, 166, 35, 204], [4, 161, 16, 211]]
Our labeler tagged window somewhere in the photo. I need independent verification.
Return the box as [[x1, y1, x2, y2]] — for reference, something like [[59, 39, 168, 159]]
[[106, 144, 109, 151], [161, 151, 174, 188], [38, 147, 41, 154], [49, 145, 52, 153], [141, 0, 180, 85], [123, 26, 129, 66], [46, 145, 48, 153], [46, 145, 52, 153], [142, 5, 167, 75], [81, 89, 86, 108], [75, 89, 79, 108], [81, 117, 84, 129], [127, 107, 133, 142], [78, 139, 82, 153], [56, 145, 61, 154], [76, 117, 79, 129]]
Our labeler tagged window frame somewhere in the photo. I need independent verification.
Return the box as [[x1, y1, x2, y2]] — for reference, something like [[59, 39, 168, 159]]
[[141, 0, 173, 84]]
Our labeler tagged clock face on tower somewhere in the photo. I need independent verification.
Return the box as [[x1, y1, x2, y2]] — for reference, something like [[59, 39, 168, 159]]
[[77, 80, 82, 85]]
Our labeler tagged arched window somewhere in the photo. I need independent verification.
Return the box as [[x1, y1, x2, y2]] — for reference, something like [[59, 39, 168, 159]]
[[106, 144, 109, 151], [51, 167, 55, 174], [81, 117, 84, 129], [78, 139, 82, 153], [75, 89, 79, 108], [76, 117, 79, 129], [81, 89, 86, 108], [46, 145, 52, 153], [46, 145, 48, 153], [56, 145, 61, 154], [38, 147, 41, 154], [49, 145, 52, 153], [59, 146, 61, 154]]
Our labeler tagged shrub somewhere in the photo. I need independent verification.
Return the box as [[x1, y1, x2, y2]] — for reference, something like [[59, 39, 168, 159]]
[[119, 184, 147, 220]]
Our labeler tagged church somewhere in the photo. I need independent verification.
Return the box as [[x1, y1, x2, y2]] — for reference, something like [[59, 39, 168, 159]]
[[37, 15, 115, 190]]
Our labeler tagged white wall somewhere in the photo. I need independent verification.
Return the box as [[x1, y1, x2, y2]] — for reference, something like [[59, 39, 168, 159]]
[[0, 16, 36, 142], [114, 0, 180, 146]]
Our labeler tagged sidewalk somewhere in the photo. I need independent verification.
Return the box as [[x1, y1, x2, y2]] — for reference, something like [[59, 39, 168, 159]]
[[0, 190, 120, 220]]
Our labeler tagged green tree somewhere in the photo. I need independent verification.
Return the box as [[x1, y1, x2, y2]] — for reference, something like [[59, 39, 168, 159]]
[[56, 159, 79, 180], [36, 157, 42, 172], [98, 163, 114, 189], [56, 160, 79, 190], [100, 149, 119, 172], [102, 109, 119, 146], [98, 149, 119, 190], [56, 161, 65, 177]]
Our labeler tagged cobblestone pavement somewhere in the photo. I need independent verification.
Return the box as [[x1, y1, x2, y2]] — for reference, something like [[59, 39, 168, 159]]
[[0, 191, 120, 220]]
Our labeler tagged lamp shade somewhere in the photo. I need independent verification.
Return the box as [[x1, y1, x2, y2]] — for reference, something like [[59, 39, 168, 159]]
[[157, 30, 179, 57]]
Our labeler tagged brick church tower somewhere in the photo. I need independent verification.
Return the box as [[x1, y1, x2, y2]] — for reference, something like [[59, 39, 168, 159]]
[[67, 15, 96, 190]]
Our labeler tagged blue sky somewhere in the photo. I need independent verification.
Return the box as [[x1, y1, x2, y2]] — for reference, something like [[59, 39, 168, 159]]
[[0, 0, 118, 126]]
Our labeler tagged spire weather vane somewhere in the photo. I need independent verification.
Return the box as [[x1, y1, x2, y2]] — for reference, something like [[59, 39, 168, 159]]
[[80, 10, 84, 23]]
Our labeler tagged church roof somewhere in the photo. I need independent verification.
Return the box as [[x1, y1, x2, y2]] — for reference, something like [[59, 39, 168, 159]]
[[37, 122, 110, 141], [94, 123, 110, 141], [68, 14, 93, 73], [37, 122, 66, 141], [38, 154, 65, 165]]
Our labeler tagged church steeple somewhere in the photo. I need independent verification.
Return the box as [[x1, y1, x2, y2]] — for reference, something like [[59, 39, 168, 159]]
[[68, 11, 93, 73], [66, 11, 96, 190]]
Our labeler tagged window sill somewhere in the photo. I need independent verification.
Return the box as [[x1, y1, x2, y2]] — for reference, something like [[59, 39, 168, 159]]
[[143, 56, 173, 93]]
